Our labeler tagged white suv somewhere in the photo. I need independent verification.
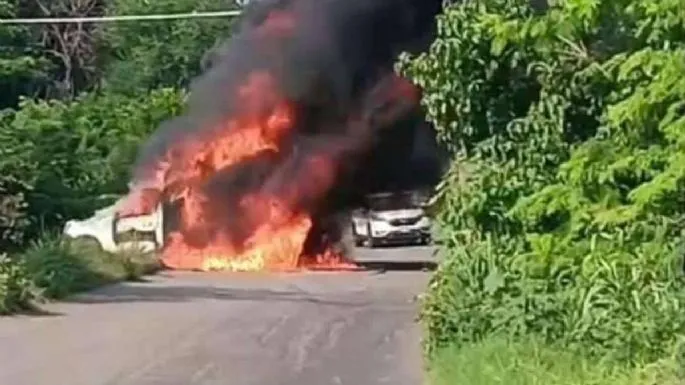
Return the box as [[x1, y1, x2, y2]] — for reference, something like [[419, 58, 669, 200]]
[[351, 191, 431, 247]]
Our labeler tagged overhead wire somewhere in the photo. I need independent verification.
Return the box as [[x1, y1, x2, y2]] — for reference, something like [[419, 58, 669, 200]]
[[0, 10, 242, 24]]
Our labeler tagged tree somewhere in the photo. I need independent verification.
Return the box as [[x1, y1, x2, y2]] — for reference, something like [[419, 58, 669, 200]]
[[0, 0, 53, 108], [400, 0, 685, 363], [32, 0, 107, 99], [100, 0, 239, 93], [0, 88, 186, 249]]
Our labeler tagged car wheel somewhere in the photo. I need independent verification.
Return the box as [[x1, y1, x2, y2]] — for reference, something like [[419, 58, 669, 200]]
[[71, 236, 103, 251], [365, 237, 379, 248]]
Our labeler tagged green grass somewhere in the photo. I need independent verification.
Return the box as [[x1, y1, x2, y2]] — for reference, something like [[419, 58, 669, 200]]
[[0, 255, 40, 314], [428, 338, 682, 385], [0, 234, 160, 313]]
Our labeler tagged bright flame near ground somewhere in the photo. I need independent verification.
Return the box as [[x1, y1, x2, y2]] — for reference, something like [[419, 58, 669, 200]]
[[161, 197, 314, 271], [121, 68, 356, 272]]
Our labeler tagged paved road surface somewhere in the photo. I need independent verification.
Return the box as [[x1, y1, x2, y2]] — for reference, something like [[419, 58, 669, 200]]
[[0, 246, 436, 385]]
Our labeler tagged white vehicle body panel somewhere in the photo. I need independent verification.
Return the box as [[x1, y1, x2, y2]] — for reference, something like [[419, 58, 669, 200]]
[[63, 198, 164, 254], [351, 210, 370, 236], [352, 205, 431, 245]]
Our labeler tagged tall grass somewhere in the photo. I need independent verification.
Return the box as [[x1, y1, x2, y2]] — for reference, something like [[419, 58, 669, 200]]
[[0, 234, 160, 313], [0, 254, 41, 314], [429, 338, 682, 385], [21, 235, 159, 298]]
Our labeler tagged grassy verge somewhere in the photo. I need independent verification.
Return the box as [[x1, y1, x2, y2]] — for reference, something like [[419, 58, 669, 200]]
[[428, 338, 681, 385], [0, 235, 160, 314], [0, 255, 39, 314]]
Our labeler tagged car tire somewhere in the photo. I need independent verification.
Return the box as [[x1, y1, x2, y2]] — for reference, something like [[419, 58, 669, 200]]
[[71, 236, 103, 252], [365, 237, 379, 248]]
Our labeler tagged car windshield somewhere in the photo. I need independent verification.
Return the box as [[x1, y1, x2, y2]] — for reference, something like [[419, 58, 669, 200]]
[[366, 192, 424, 211]]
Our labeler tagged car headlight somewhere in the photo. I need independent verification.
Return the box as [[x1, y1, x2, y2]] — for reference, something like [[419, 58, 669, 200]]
[[370, 219, 391, 233]]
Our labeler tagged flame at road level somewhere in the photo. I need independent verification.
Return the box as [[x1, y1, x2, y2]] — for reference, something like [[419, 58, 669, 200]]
[[163, 197, 313, 271]]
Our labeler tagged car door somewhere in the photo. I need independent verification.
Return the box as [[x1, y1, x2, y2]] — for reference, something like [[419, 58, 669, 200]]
[[351, 208, 370, 237], [113, 212, 160, 253]]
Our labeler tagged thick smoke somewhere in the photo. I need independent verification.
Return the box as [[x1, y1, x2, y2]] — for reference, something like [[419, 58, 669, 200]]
[[126, 0, 447, 265]]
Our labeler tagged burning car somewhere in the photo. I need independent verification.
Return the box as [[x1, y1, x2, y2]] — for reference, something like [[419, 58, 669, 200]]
[[351, 190, 431, 247], [62, 0, 445, 272], [62, 197, 164, 254]]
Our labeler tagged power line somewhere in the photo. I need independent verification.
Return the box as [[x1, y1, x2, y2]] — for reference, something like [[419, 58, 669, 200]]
[[0, 10, 242, 25]]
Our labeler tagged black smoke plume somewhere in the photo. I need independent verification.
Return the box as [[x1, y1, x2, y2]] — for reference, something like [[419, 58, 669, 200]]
[[127, 0, 448, 264]]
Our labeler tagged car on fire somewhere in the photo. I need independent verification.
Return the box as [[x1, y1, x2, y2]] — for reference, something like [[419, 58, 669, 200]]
[[62, 197, 165, 254], [351, 190, 431, 247]]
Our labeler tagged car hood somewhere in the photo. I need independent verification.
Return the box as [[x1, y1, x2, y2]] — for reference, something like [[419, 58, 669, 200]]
[[369, 208, 425, 221]]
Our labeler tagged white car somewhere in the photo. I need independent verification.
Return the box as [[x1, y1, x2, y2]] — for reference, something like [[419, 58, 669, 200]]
[[63, 198, 164, 254], [351, 191, 432, 247]]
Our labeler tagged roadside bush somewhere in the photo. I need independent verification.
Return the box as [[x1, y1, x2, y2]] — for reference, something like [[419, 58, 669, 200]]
[[21, 235, 159, 299], [0, 87, 186, 250], [401, 0, 685, 364], [0, 254, 40, 314], [0, 231, 160, 313]]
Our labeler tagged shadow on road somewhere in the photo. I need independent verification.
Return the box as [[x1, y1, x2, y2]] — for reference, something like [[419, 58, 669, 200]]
[[9, 306, 63, 318], [61, 259, 433, 307], [356, 260, 436, 272], [65, 285, 377, 307]]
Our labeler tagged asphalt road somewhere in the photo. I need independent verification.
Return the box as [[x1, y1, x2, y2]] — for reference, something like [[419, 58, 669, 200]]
[[0, 245, 436, 385]]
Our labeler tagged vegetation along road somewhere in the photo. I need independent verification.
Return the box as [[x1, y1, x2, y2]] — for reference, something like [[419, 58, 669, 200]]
[[3, 0, 685, 384], [0, 246, 436, 385]]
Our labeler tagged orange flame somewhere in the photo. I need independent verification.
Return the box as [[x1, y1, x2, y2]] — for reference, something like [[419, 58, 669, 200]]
[[121, 69, 355, 272], [162, 196, 313, 271], [117, 8, 425, 273]]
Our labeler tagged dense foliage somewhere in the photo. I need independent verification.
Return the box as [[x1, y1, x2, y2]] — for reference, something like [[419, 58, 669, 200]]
[[101, 0, 237, 93], [429, 337, 680, 385], [0, 253, 38, 314], [0, 88, 186, 250], [0, 0, 240, 308], [0, 88, 183, 310], [0, 0, 237, 108], [400, 0, 685, 365]]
